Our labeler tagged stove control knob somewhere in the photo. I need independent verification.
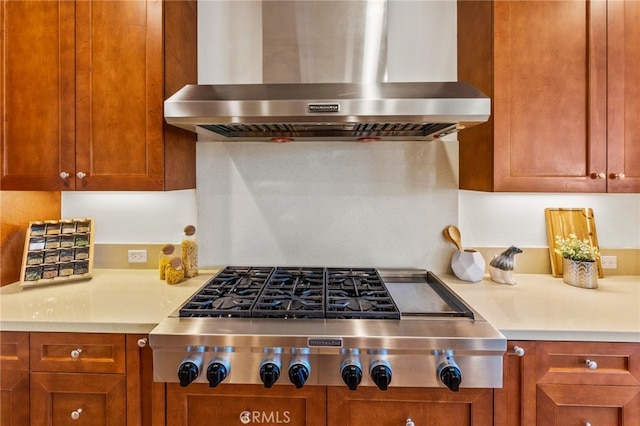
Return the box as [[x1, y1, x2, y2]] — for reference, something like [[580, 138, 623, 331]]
[[437, 358, 462, 392], [288, 361, 310, 389], [178, 361, 200, 387], [341, 363, 363, 391], [370, 360, 392, 391], [206, 359, 230, 388], [260, 361, 281, 388]]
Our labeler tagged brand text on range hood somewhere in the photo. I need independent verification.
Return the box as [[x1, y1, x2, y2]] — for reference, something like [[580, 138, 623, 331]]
[[164, 81, 491, 142]]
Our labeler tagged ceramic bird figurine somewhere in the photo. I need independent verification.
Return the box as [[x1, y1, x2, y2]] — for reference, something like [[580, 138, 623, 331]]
[[489, 246, 523, 285]]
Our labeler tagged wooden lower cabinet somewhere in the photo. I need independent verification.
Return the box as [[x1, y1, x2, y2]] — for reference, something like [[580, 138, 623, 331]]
[[30, 372, 126, 425], [0, 332, 30, 426], [126, 335, 165, 426], [535, 341, 640, 426], [493, 341, 537, 426], [495, 340, 640, 426], [537, 384, 640, 425], [166, 384, 327, 426], [0, 332, 159, 426], [28, 332, 128, 426], [327, 387, 493, 426]]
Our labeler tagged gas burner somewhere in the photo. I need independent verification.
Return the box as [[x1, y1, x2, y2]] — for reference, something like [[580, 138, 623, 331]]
[[326, 268, 400, 319], [179, 267, 399, 319], [179, 266, 274, 317], [253, 267, 326, 318]]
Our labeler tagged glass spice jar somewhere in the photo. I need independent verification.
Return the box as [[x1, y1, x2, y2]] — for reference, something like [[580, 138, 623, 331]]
[[181, 225, 198, 278], [159, 244, 176, 280], [165, 257, 184, 285]]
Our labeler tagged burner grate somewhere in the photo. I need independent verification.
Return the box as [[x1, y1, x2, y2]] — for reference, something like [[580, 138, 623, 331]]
[[178, 266, 274, 317], [178, 266, 400, 319], [326, 268, 400, 319], [253, 267, 326, 318]]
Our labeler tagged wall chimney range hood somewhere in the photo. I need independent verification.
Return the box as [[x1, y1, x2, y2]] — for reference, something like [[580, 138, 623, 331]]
[[164, 82, 490, 142], [165, 1, 490, 142]]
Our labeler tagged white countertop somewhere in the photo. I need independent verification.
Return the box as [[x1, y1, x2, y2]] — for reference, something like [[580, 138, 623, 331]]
[[1, 269, 639, 342], [0, 269, 216, 333], [445, 273, 640, 342]]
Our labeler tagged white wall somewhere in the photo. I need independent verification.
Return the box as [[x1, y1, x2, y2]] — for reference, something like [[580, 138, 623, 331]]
[[61, 1, 640, 272], [459, 192, 640, 249]]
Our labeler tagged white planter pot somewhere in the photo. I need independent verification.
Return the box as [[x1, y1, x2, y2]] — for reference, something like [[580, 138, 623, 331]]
[[451, 250, 486, 283]]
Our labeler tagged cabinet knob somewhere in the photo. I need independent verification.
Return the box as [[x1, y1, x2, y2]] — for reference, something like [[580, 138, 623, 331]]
[[70, 408, 83, 420], [137, 338, 148, 348], [60, 172, 70, 179], [70, 348, 83, 359], [585, 359, 598, 370], [589, 172, 605, 179], [610, 172, 626, 180], [513, 346, 525, 356], [585, 423, 592, 426], [406, 419, 415, 426], [76, 172, 87, 179]]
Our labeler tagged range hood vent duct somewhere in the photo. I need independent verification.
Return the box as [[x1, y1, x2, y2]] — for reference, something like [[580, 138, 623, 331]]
[[164, 1, 490, 141]]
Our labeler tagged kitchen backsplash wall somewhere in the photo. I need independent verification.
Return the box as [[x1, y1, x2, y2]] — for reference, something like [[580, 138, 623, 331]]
[[60, 1, 640, 274], [194, 139, 459, 271]]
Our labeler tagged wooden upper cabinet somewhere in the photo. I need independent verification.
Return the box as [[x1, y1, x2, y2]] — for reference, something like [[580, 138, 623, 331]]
[[606, 0, 640, 192], [0, 1, 76, 191], [0, 0, 196, 191], [457, 0, 639, 193]]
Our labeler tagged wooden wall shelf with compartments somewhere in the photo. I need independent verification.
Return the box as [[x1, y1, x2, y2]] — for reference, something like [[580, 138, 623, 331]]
[[20, 218, 94, 288]]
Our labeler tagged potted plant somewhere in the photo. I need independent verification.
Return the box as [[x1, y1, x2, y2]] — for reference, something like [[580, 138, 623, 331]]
[[554, 234, 600, 289]]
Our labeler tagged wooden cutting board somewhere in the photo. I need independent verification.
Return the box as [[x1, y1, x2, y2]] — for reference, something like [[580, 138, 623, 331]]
[[545, 208, 603, 278]]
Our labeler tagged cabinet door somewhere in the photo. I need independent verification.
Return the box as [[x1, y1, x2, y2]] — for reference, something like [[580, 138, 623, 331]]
[[494, 342, 537, 426], [126, 335, 165, 426], [30, 372, 126, 426], [493, 0, 608, 192], [327, 387, 493, 426], [74, 0, 164, 190], [606, 0, 640, 192], [0, 332, 30, 426], [0, 0, 76, 190], [537, 384, 640, 425], [458, 0, 609, 192], [166, 383, 326, 426]]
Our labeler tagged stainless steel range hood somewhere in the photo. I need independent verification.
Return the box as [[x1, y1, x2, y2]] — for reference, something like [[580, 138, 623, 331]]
[[165, 1, 490, 142], [164, 82, 490, 142]]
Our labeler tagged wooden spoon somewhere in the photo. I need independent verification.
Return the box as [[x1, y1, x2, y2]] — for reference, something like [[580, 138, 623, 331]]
[[443, 225, 463, 251]]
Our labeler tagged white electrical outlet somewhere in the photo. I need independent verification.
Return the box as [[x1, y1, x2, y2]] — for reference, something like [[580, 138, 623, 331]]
[[600, 256, 617, 269], [128, 249, 148, 263]]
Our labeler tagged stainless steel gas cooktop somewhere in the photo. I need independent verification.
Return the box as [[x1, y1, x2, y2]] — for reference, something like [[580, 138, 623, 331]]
[[149, 267, 505, 391]]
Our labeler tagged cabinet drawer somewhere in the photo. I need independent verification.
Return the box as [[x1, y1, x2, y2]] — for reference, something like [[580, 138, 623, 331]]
[[30, 332, 125, 373], [536, 341, 640, 386], [328, 387, 493, 426], [537, 384, 640, 425], [0, 331, 29, 371]]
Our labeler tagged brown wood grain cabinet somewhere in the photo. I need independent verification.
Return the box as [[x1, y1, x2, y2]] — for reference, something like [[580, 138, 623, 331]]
[[29, 332, 127, 425], [1, 332, 158, 426], [458, 0, 640, 193], [535, 341, 640, 425], [126, 335, 165, 426], [166, 383, 327, 426], [0, 331, 30, 426], [493, 341, 536, 426], [495, 340, 640, 426], [327, 386, 494, 426], [0, 0, 196, 191]]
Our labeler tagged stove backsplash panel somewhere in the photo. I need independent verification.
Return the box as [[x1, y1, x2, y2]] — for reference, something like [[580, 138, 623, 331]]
[[196, 140, 458, 272]]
